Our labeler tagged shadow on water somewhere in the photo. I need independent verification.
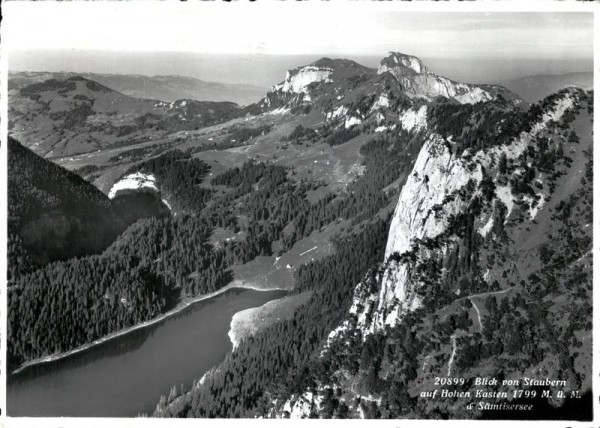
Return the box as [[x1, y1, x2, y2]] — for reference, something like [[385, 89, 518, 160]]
[[8, 287, 287, 417]]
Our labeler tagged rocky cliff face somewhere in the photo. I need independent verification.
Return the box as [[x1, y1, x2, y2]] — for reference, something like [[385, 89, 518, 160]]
[[273, 87, 591, 419], [378, 52, 517, 104], [255, 52, 520, 127], [279, 66, 334, 94], [258, 58, 376, 111], [348, 89, 576, 335]]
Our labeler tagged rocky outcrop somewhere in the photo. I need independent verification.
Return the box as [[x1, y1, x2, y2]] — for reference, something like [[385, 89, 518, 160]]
[[108, 172, 159, 199], [258, 58, 375, 112], [378, 52, 517, 104], [280, 66, 334, 94], [348, 89, 576, 334], [108, 172, 171, 223]]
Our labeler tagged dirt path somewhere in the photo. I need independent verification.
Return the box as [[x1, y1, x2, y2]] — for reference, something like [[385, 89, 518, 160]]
[[469, 297, 483, 332], [467, 287, 514, 332], [447, 335, 457, 376]]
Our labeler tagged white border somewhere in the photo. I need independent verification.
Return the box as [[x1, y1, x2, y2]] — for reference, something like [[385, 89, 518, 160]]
[[0, 1, 597, 427]]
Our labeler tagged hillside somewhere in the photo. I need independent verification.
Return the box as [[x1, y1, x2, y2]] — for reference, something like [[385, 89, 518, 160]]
[[9, 71, 266, 106], [151, 57, 592, 420], [8, 75, 245, 158], [8, 136, 171, 274], [8, 136, 126, 270], [498, 72, 593, 103], [7, 51, 593, 420]]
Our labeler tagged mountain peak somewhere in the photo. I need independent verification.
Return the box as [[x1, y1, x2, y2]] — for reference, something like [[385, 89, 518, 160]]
[[311, 57, 368, 71], [378, 51, 520, 104], [380, 52, 429, 75]]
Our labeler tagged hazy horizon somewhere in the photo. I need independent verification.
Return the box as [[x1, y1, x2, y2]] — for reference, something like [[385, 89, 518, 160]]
[[8, 50, 594, 90], [5, 5, 593, 89]]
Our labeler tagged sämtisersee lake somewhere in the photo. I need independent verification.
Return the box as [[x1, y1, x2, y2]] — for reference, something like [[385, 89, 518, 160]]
[[8, 287, 287, 417]]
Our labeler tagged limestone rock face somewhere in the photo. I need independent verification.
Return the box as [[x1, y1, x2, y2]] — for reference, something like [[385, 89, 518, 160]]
[[378, 51, 513, 104], [348, 90, 577, 334], [280, 66, 334, 94]]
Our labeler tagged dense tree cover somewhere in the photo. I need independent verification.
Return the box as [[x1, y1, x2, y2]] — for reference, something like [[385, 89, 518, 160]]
[[210, 161, 316, 264], [154, 91, 592, 420], [152, 125, 427, 417], [9, 121, 421, 370], [280, 129, 422, 250], [19, 78, 77, 96], [154, 218, 391, 417], [8, 137, 128, 271], [211, 161, 286, 188], [49, 102, 95, 128], [283, 125, 319, 143], [7, 147, 223, 368], [476, 161, 592, 388], [85, 79, 113, 93], [125, 149, 213, 213], [290, 96, 594, 419], [325, 127, 361, 147], [8, 214, 232, 369], [225, 124, 273, 143], [427, 89, 582, 154]]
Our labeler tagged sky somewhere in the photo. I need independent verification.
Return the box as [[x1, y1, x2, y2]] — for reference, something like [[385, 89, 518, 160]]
[[3, 3, 595, 87]]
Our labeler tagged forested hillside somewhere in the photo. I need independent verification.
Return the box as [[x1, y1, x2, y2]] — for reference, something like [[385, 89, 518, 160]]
[[8, 51, 593, 421], [8, 118, 422, 372], [8, 137, 128, 271], [155, 88, 593, 420]]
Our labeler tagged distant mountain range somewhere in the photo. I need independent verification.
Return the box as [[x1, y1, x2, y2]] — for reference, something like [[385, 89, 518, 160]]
[[496, 72, 593, 103], [8, 75, 245, 158], [8, 52, 593, 420], [9, 72, 266, 106]]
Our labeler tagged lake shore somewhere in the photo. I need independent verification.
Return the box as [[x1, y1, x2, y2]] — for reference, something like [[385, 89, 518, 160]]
[[228, 291, 312, 348], [10, 281, 289, 376]]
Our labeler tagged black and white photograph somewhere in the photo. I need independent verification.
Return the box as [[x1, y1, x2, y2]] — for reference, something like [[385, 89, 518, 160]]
[[1, 1, 596, 424]]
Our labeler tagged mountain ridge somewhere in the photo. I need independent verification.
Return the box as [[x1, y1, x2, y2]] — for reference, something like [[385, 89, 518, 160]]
[[9, 71, 266, 106], [7, 51, 594, 420], [153, 84, 593, 420]]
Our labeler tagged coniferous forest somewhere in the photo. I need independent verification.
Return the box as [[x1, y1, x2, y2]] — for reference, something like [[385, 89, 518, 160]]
[[6, 38, 593, 422], [7, 126, 418, 371]]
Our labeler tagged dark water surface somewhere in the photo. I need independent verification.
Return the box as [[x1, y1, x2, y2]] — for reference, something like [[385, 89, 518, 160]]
[[8, 288, 286, 417]]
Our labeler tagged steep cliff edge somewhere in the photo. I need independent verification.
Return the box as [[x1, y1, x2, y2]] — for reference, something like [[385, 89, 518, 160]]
[[274, 87, 592, 419], [378, 52, 519, 104], [150, 54, 590, 419]]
